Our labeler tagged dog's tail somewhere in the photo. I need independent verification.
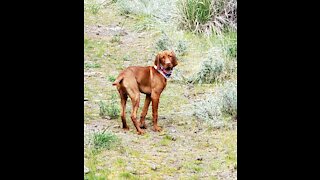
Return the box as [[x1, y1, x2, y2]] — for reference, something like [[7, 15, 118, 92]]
[[112, 74, 124, 86]]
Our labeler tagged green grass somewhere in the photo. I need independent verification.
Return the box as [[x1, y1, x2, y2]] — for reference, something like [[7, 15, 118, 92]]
[[119, 172, 139, 180], [85, 62, 101, 69], [115, 158, 126, 167], [93, 131, 119, 152], [84, 147, 112, 179], [183, 161, 203, 173], [177, 0, 213, 33], [86, 2, 102, 15], [108, 75, 116, 82], [84, 38, 109, 60], [177, 0, 237, 34]]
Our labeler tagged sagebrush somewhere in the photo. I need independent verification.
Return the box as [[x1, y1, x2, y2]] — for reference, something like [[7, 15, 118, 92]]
[[193, 80, 237, 128], [189, 47, 225, 84]]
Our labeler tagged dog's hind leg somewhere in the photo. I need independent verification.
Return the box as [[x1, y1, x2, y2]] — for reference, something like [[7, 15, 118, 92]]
[[140, 94, 151, 129], [119, 89, 129, 130]]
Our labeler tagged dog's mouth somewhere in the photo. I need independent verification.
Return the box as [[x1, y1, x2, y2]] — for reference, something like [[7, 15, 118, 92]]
[[165, 67, 173, 71]]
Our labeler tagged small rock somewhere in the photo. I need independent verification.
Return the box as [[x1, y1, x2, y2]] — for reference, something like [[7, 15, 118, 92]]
[[84, 166, 89, 174], [103, 116, 111, 120], [96, 32, 99, 35], [196, 157, 203, 161], [171, 136, 177, 141], [97, 25, 101, 28], [151, 164, 157, 171]]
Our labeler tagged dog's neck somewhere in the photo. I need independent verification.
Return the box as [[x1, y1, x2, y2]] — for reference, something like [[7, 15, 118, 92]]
[[154, 65, 172, 79]]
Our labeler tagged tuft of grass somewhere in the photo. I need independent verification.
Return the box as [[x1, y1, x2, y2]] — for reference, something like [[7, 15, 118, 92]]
[[85, 62, 101, 69], [227, 43, 237, 59], [93, 131, 119, 152], [183, 161, 203, 173], [110, 35, 121, 43], [98, 100, 108, 118], [118, 172, 138, 180], [123, 54, 130, 61], [177, 0, 237, 34], [84, 38, 108, 60], [85, 1, 103, 15], [219, 32, 237, 60], [108, 75, 116, 82], [115, 158, 126, 167], [98, 94, 120, 119], [158, 134, 174, 146], [211, 160, 222, 171], [177, 0, 213, 33]]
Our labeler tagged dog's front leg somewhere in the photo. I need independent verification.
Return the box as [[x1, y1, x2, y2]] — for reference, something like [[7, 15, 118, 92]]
[[151, 92, 162, 132]]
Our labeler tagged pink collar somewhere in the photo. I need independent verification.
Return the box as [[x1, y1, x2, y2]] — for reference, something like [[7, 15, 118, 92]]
[[154, 65, 172, 79]]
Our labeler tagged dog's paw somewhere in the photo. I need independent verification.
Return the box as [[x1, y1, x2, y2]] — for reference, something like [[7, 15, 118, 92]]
[[123, 127, 130, 131], [137, 130, 145, 135], [152, 126, 162, 132]]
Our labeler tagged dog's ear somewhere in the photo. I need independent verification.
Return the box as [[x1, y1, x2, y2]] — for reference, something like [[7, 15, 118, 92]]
[[154, 52, 160, 70], [171, 50, 178, 67]]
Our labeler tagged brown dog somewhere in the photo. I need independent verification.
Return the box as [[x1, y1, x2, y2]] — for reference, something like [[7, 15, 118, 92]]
[[112, 50, 178, 135]]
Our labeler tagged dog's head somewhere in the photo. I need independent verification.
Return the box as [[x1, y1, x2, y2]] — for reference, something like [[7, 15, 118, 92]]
[[154, 50, 178, 71]]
